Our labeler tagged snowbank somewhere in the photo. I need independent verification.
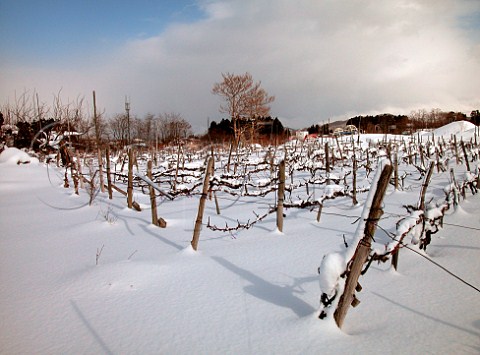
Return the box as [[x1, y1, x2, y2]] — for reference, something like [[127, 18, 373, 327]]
[[0, 147, 39, 165], [431, 120, 476, 137]]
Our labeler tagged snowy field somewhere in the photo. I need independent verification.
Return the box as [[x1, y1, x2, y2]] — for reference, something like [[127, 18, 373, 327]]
[[1, 122, 479, 354]]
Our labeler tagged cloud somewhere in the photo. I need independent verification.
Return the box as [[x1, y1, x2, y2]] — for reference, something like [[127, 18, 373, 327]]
[[1, 0, 479, 132]]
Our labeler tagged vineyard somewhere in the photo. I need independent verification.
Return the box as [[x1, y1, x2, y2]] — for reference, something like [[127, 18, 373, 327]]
[[1, 121, 479, 354], [83, 121, 479, 258]]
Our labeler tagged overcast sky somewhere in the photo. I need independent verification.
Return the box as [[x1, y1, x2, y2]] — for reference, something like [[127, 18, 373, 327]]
[[1, 0, 480, 132]]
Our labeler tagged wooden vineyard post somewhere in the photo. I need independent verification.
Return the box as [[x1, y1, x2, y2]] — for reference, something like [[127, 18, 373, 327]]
[[276, 160, 285, 232], [352, 146, 358, 205], [76, 152, 85, 189], [173, 143, 182, 192], [233, 138, 241, 175], [436, 149, 441, 173], [97, 148, 105, 193], [453, 135, 460, 164], [147, 160, 163, 227], [92, 91, 105, 194], [127, 148, 134, 209], [325, 143, 330, 185], [460, 140, 471, 172], [214, 192, 221, 215], [71, 162, 79, 195], [226, 139, 234, 173], [191, 157, 214, 251], [392, 161, 434, 270], [449, 168, 460, 206], [419, 144, 425, 168], [316, 203, 323, 222], [333, 164, 393, 329], [105, 146, 113, 199], [418, 161, 435, 211], [393, 150, 399, 191], [391, 244, 400, 271], [335, 135, 344, 165]]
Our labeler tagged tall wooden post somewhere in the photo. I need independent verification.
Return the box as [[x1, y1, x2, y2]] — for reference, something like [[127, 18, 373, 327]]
[[391, 247, 400, 271], [325, 142, 330, 185], [173, 143, 182, 191], [92, 91, 105, 193], [418, 161, 435, 211], [335, 135, 344, 165], [97, 148, 105, 193], [352, 145, 358, 205], [461, 140, 471, 172], [191, 157, 214, 251], [226, 139, 234, 173], [127, 148, 134, 209], [394, 150, 399, 190], [453, 135, 460, 164], [105, 146, 113, 199], [76, 152, 85, 189], [125, 97, 131, 146], [393, 161, 433, 271], [276, 160, 285, 232], [71, 162, 79, 195], [316, 203, 323, 222], [147, 160, 159, 226], [333, 164, 393, 329]]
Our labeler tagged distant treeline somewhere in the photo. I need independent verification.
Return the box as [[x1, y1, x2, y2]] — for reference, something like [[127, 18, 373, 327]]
[[207, 116, 287, 142], [306, 109, 478, 135]]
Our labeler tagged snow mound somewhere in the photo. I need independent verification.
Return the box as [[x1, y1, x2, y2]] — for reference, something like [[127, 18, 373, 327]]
[[318, 252, 346, 296], [432, 120, 476, 137], [0, 147, 39, 165]]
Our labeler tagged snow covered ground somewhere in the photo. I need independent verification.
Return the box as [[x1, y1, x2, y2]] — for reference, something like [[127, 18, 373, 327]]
[[1, 126, 479, 354]]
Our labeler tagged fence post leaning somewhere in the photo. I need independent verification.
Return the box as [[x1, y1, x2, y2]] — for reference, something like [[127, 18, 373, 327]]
[[333, 163, 393, 329], [191, 157, 214, 251]]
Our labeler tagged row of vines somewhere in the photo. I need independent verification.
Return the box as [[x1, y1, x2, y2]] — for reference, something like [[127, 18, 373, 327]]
[[55, 130, 480, 327]]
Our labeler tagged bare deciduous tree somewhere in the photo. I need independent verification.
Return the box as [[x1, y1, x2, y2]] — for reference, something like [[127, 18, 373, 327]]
[[109, 114, 129, 147], [212, 72, 275, 141], [157, 112, 192, 144]]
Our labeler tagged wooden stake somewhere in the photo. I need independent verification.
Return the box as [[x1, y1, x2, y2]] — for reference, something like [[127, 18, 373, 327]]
[[147, 160, 160, 226], [173, 143, 182, 191], [226, 139, 234, 173], [391, 247, 399, 271], [191, 157, 214, 251], [335, 135, 344, 165], [325, 142, 330, 185], [97, 148, 105, 193], [333, 164, 393, 329], [316, 203, 323, 222], [276, 160, 285, 232], [418, 161, 435, 211], [71, 162, 79, 195], [461, 140, 471, 172], [127, 148, 134, 209], [105, 146, 113, 199], [454, 135, 460, 164], [352, 146, 358, 205], [214, 191, 221, 215], [76, 152, 84, 189], [394, 150, 399, 191]]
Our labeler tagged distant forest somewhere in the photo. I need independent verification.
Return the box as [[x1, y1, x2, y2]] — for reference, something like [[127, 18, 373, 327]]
[[207, 116, 287, 143], [306, 109, 479, 135]]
